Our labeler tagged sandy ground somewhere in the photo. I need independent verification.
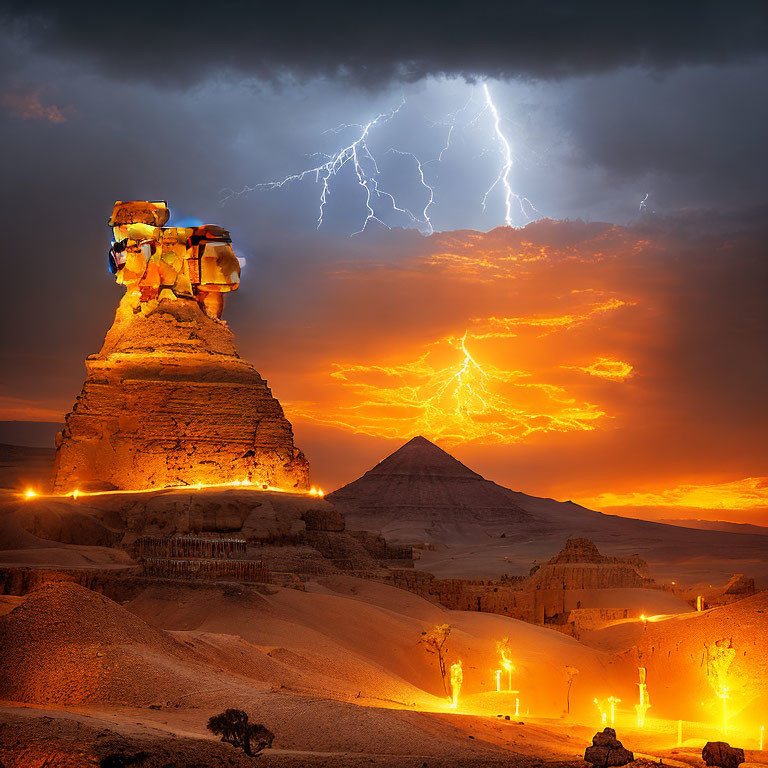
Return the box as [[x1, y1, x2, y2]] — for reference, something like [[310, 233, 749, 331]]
[[1, 578, 766, 767], [1, 443, 767, 766]]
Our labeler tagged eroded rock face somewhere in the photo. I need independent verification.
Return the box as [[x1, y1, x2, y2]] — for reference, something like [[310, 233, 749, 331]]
[[584, 728, 634, 767], [52, 295, 308, 492], [702, 742, 745, 768], [530, 538, 651, 591]]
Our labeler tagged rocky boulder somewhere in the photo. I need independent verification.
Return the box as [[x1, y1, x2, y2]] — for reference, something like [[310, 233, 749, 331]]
[[702, 742, 745, 768], [584, 728, 634, 767]]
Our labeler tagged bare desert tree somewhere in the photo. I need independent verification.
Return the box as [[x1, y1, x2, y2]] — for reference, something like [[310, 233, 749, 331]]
[[419, 623, 452, 695], [564, 665, 579, 714], [206, 709, 274, 756]]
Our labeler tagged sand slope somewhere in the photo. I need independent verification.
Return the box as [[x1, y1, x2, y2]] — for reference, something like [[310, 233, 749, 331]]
[[0, 582, 227, 705], [124, 576, 608, 719], [600, 591, 768, 727]]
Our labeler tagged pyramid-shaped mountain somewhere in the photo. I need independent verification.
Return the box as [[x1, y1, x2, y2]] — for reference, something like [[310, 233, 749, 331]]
[[327, 436, 536, 543], [327, 437, 768, 583]]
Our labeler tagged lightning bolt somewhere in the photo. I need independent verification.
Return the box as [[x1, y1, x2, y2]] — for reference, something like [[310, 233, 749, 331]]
[[222, 84, 540, 234], [221, 98, 432, 235], [481, 82, 538, 226], [287, 329, 607, 446], [639, 193, 649, 212]]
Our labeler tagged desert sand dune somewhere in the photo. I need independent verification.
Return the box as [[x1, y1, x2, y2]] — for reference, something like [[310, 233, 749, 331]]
[[1, 567, 766, 764], [122, 577, 608, 718], [0, 581, 594, 763]]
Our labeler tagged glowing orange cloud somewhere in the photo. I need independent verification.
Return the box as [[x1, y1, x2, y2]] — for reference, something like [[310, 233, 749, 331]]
[[287, 331, 609, 446], [11, 216, 765, 523], [579, 477, 768, 514], [563, 357, 634, 382], [469, 298, 630, 339]]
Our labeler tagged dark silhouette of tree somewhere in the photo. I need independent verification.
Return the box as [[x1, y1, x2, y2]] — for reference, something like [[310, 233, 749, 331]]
[[419, 623, 452, 695], [206, 709, 274, 756], [564, 665, 579, 715]]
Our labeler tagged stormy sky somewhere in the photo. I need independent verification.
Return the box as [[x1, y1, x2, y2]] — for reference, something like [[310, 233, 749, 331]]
[[0, 1, 766, 521]]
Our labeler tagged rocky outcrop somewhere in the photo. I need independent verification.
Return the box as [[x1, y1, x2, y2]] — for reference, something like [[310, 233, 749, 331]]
[[349, 531, 414, 564], [584, 728, 634, 767], [381, 538, 660, 632], [528, 538, 652, 591], [702, 742, 745, 768], [52, 296, 308, 493], [723, 574, 755, 596]]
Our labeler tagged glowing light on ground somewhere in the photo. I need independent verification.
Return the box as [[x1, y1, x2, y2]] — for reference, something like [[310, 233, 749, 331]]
[[594, 698, 607, 726], [450, 660, 463, 708], [706, 640, 735, 735], [20, 478, 321, 502], [697, 596, 704, 612], [635, 667, 650, 727], [497, 638, 515, 691], [608, 696, 620, 727]]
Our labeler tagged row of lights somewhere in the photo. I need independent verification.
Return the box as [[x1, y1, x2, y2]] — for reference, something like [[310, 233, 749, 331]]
[[22, 481, 324, 501]]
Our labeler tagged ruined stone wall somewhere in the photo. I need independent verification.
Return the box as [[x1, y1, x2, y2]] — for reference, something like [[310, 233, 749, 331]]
[[565, 607, 631, 634], [348, 530, 414, 565], [382, 538, 661, 631], [383, 568, 535, 618]]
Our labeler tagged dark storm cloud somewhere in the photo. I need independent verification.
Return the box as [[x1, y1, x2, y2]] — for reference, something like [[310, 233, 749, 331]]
[[2, 0, 767, 87]]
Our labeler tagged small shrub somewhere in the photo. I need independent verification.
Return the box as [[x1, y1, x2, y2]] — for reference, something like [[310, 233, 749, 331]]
[[207, 709, 274, 756]]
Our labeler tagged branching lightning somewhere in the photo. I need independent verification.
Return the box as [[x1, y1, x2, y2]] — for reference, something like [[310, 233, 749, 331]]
[[287, 330, 608, 446], [221, 99, 429, 234], [482, 83, 538, 225], [222, 83, 540, 235]]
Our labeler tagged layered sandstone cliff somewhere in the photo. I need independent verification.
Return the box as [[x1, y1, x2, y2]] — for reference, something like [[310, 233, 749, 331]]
[[529, 537, 651, 590], [52, 294, 308, 492]]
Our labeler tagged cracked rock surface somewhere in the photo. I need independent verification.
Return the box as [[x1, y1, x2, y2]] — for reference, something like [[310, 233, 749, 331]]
[[53, 295, 308, 493]]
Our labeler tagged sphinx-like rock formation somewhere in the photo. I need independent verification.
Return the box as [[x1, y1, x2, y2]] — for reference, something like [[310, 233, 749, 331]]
[[53, 201, 308, 493], [53, 295, 308, 492]]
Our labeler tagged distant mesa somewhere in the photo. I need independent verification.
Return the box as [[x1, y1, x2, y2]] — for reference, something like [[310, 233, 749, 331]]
[[52, 201, 308, 493]]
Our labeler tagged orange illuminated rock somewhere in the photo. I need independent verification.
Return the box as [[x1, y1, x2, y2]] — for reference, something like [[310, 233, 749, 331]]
[[108, 200, 240, 319], [52, 203, 308, 493]]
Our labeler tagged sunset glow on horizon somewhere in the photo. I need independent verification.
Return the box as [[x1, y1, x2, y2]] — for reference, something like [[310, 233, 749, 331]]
[[3, 215, 765, 526]]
